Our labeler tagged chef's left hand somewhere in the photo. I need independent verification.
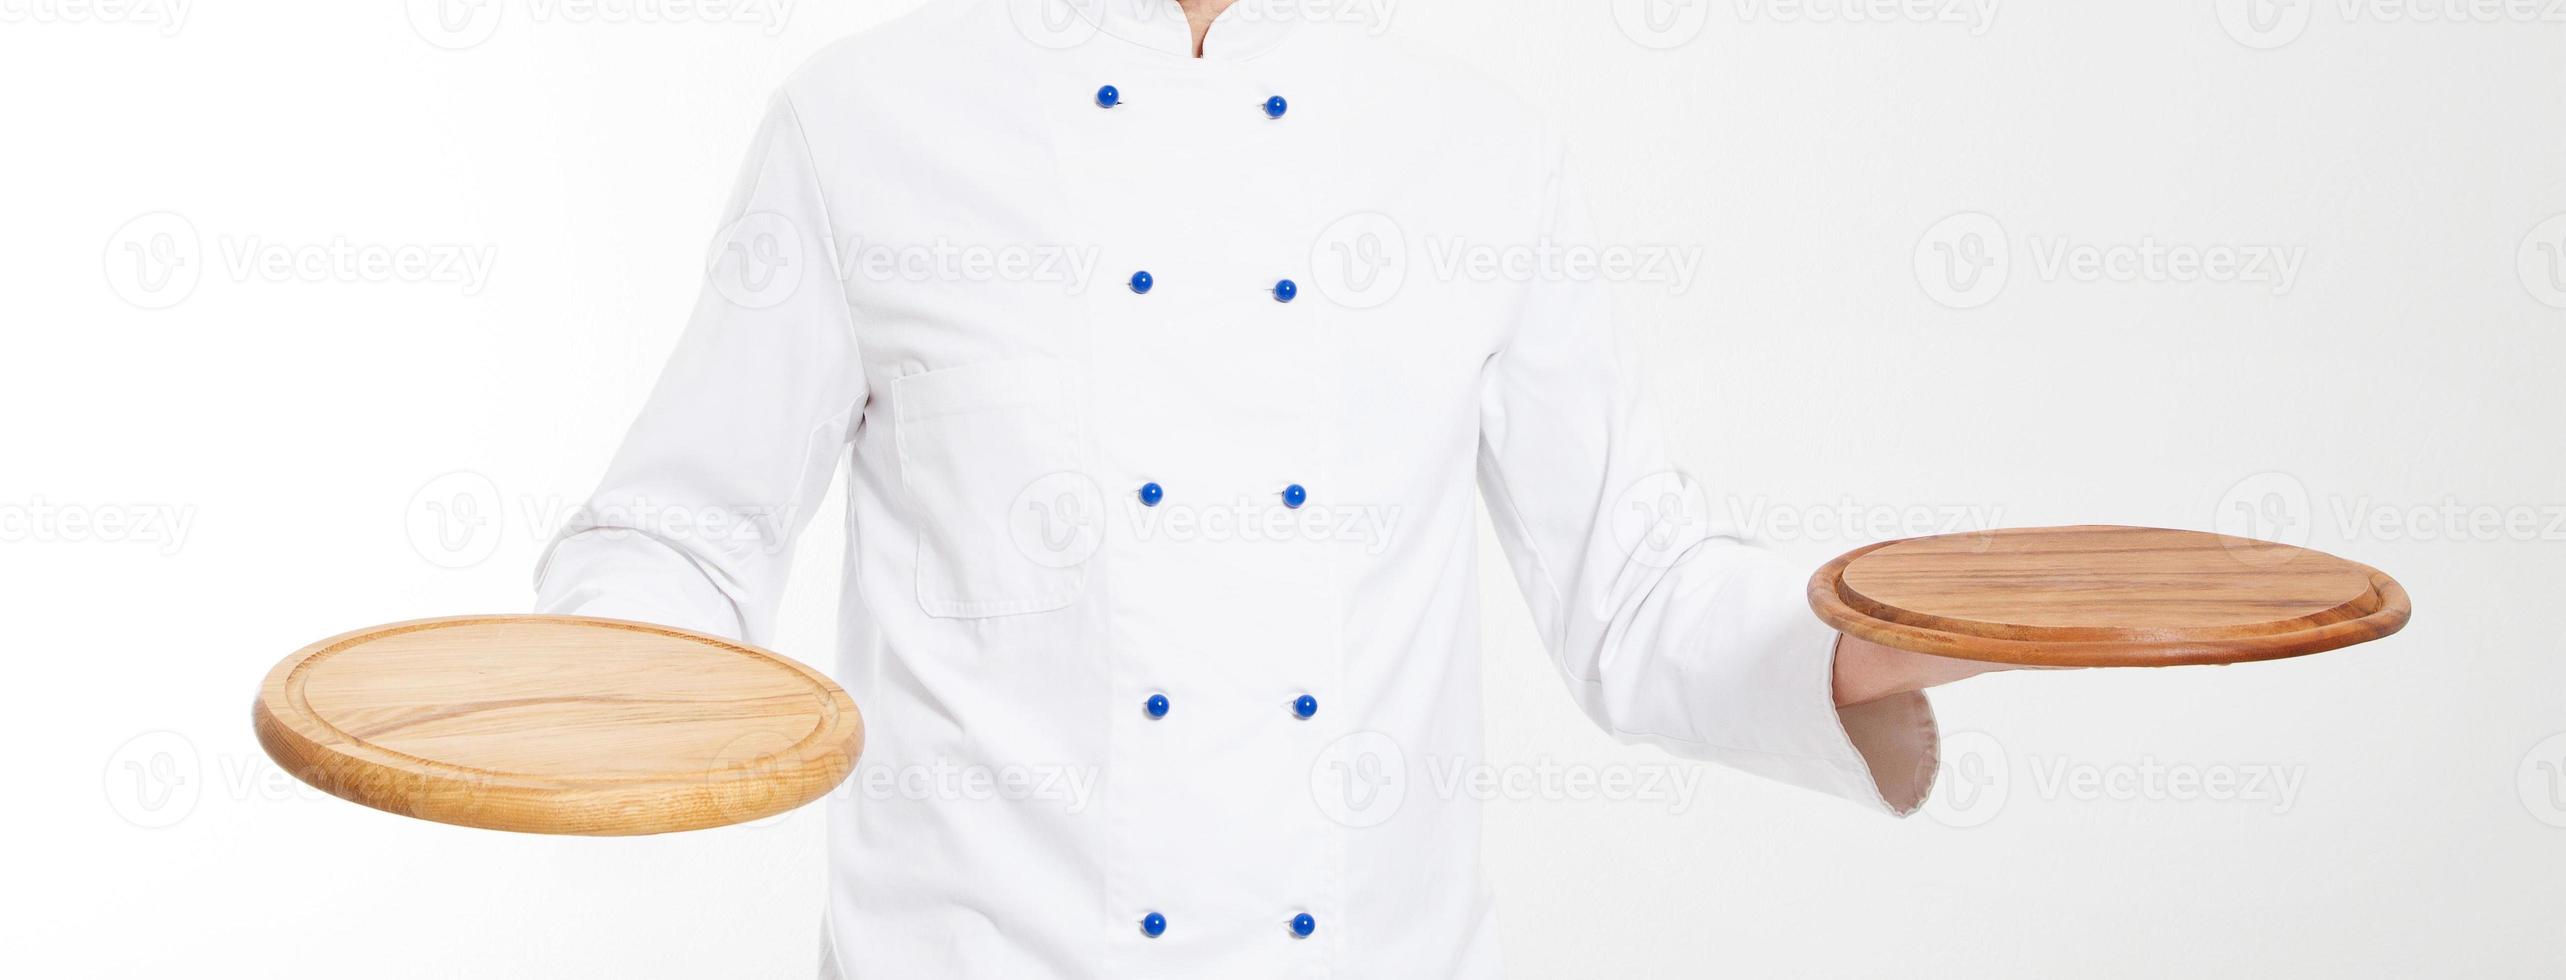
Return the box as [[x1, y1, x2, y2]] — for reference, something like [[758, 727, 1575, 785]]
[[1832, 633, 2023, 707]]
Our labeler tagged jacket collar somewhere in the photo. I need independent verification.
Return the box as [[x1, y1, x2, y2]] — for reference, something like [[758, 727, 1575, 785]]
[[1047, 0, 1304, 62]]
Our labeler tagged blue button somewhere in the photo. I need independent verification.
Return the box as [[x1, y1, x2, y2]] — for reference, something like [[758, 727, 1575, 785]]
[[1096, 85, 1121, 108], [1281, 484, 1307, 509], [1272, 279, 1297, 303], [1145, 693, 1169, 718], [1139, 482, 1164, 507], [1129, 270, 1153, 294], [1140, 912, 1167, 938], [1263, 95, 1288, 119], [1290, 913, 1316, 938], [1292, 694, 1318, 719]]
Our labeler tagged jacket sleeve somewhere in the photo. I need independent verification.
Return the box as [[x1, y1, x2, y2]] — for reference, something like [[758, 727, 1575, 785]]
[[1475, 147, 1938, 815], [531, 92, 864, 646]]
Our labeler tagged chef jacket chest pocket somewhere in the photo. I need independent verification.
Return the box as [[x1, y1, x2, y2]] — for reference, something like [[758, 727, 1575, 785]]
[[892, 359, 1092, 619]]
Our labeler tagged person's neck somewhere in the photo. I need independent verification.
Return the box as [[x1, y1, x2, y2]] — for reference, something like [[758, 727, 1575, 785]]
[[1177, 0, 1239, 57]]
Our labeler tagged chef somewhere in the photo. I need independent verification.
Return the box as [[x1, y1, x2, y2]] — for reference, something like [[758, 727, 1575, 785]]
[[534, 0, 2001, 976]]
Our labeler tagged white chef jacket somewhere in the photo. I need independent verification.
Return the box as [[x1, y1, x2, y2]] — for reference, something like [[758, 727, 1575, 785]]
[[534, 1, 1939, 976]]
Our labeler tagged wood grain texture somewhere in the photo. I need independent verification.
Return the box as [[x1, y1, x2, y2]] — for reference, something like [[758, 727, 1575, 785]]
[[1809, 525, 2410, 667], [252, 614, 862, 835]]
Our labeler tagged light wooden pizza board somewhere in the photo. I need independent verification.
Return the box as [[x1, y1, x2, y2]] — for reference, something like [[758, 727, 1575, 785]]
[[252, 614, 862, 835]]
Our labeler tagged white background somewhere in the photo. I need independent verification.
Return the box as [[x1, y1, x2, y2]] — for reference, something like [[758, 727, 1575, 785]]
[[7, 1, 2564, 977]]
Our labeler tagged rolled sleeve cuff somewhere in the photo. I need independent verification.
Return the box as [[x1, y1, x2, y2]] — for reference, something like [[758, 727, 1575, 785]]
[[1833, 683, 1940, 816], [1669, 550, 1942, 816], [1715, 632, 1940, 816]]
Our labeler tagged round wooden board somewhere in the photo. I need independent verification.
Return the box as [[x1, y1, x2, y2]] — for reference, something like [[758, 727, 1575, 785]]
[[253, 615, 863, 835], [1809, 525, 2411, 667]]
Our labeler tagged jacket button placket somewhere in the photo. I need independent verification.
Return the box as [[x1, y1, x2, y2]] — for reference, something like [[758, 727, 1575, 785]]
[[1098, 72, 1324, 955]]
